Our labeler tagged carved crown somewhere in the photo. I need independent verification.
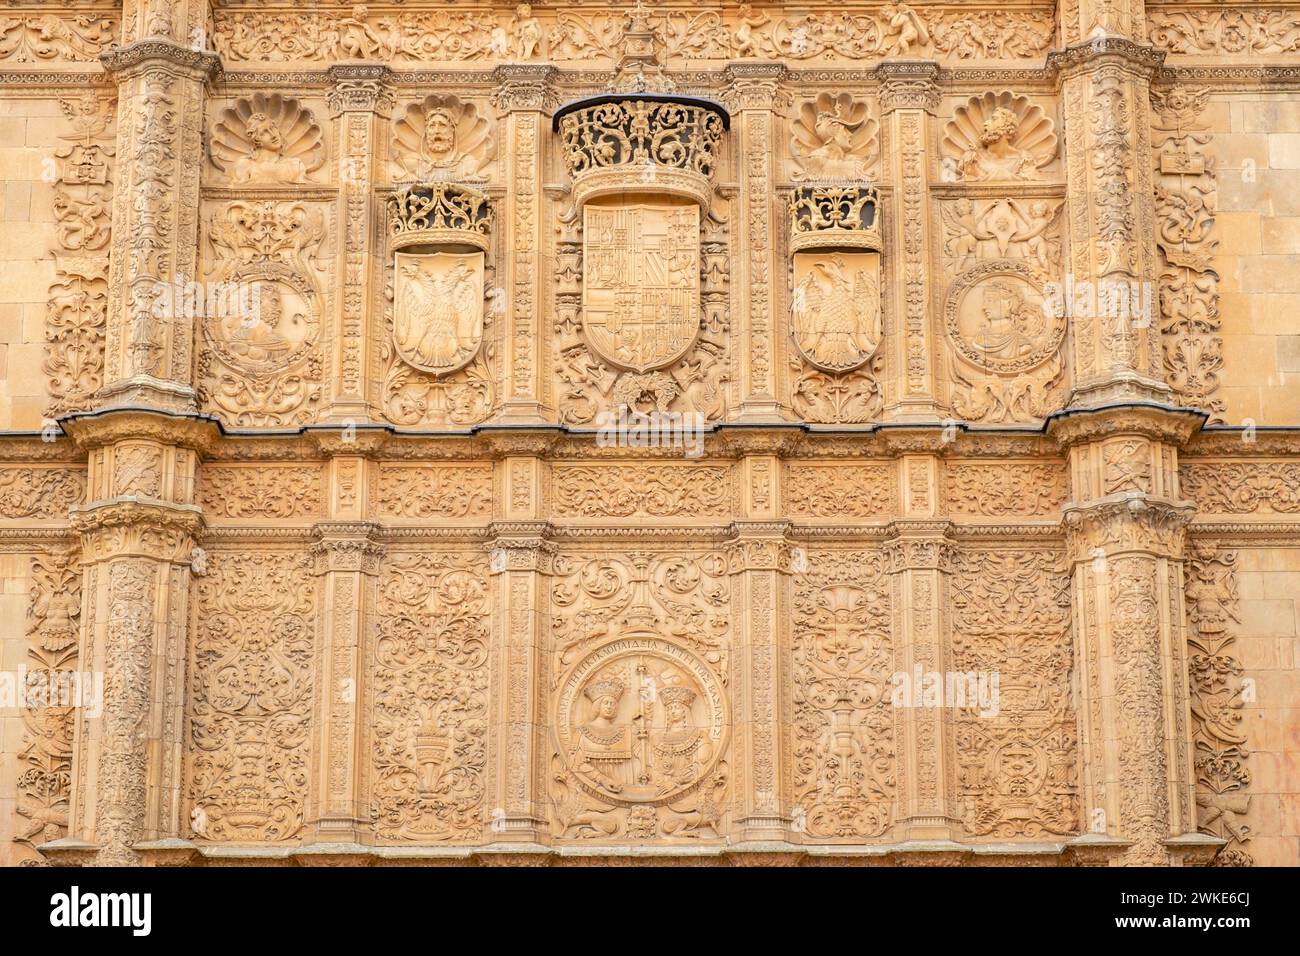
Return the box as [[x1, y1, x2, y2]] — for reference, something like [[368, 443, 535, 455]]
[[659, 685, 697, 708], [584, 677, 626, 703], [789, 185, 882, 253], [386, 182, 493, 253], [554, 93, 729, 207]]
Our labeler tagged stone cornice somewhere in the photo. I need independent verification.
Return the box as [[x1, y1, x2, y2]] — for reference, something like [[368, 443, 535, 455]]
[[1047, 37, 1166, 83], [60, 408, 223, 455], [721, 61, 790, 111], [99, 40, 222, 81], [1046, 403, 1207, 448]]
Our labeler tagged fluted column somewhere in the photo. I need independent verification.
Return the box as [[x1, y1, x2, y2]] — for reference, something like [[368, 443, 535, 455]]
[[876, 61, 942, 421], [97, 8, 220, 411], [326, 64, 395, 423], [492, 65, 557, 425], [1052, 406, 1218, 865], [51, 411, 217, 866], [725, 63, 789, 423]]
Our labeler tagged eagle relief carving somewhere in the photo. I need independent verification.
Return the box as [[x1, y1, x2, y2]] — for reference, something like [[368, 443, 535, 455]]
[[790, 253, 882, 373], [393, 251, 484, 376]]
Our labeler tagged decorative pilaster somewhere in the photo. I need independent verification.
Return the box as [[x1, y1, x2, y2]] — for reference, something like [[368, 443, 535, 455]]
[[50, 410, 217, 866], [727, 488, 794, 841], [876, 61, 941, 420], [97, 19, 220, 411], [886, 450, 960, 841], [492, 65, 557, 424], [1050, 34, 1169, 407], [326, 64, 395, 423], [725, 63, 789, 423], [487, 511, 552, 841], [1051, 405, 1214, 865]]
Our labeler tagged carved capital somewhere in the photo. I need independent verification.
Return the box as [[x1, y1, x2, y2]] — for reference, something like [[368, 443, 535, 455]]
[[1047, 403, 1206, 449], [1063, 497, 1195, 559], [488, 520, 555, 573], [326, 64, 396, 116], [492, 64, 559, 113], [61, 408, 221, 455], [70, 499, 203, 563], [310, 522, 385, 575], [1049, 38, 1166, 83], [721, 62, 791, 111], [875, 60, 940, 113], [883, 524, 956, 572], [725, 521, 795, 573], [99, 40, 222, 81]]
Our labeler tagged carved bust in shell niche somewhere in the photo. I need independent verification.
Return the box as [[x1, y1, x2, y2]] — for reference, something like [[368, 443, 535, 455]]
[[210, 94, 324, 185], [941, 92, 1057, 182], [791, 92, 879, 182], [391, 94, 495, 183]]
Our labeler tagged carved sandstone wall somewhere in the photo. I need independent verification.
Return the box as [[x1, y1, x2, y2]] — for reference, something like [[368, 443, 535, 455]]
[[0, 1, 1298, 867]]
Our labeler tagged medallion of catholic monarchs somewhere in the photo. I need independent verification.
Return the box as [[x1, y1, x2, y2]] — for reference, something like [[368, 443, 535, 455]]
[[0, 0, 1296, 871]]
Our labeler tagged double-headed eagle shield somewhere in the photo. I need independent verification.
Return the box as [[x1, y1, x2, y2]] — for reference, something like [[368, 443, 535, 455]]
[[790, 251, 883, 373], [393, 250, 484, 375]]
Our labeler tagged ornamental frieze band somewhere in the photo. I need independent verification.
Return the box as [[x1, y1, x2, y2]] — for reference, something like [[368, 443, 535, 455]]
[[0, 0, 1296, 874]]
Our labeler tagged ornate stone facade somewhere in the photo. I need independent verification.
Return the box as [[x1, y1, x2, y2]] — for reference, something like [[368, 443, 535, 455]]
[[1, 1, 1298, 868]]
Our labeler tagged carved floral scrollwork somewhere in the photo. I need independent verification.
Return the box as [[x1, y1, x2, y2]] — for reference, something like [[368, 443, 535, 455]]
[[549, 552, 730, 840], [791, 549, 895, 838], [13, 551, 81, 858], [950, 549, 1077, 837], [371, 552, 490, 841], [1185, 544, 1253, 866], [1151, 86, 1223, 421], [199, 200, 329, 427], [210, 93, 324, 185], [188, 552, 315, 843], [0, 15, 116, 62]]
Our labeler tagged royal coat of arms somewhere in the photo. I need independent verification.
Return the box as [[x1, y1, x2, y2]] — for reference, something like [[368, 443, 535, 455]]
[[790, 251, 882, 373], [582, 204, 701, 372], [393, 250, 484, 375]]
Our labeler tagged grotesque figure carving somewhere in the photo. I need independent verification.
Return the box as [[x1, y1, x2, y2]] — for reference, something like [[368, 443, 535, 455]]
[[392, 94, 494, 182], [211, 93, 324, 185], [790, 92, 879, 181], [941, 92, 1057, 182]]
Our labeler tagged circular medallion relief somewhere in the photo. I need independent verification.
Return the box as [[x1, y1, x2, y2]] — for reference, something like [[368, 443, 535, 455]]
[[555, 635, 727, 807], [207, 263, 320, 378], [944, 260, 1063, 374]]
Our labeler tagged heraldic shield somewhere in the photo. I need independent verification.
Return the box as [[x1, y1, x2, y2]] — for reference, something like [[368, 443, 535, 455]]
[[790, 251, 883, 373], [582, 203, 701, 373], [393, 250, 484, 376]]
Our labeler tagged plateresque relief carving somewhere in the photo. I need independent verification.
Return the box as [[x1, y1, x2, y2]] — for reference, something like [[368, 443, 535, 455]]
[[550, 553, 730, 840], [941, 92, 1057, 182], [210, 93, 324, 185], [791, 549, 895, 838], [199, 201, 329, 426], [188, 552, 315, 843], [391, 94, 495, 183], [945, 260, 1066, 423], [371, 552, 490, 841], [789, 92, 879, 182]]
